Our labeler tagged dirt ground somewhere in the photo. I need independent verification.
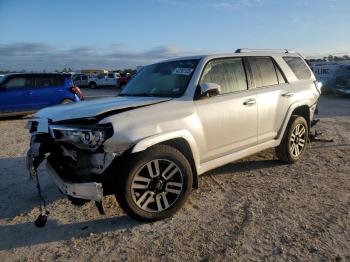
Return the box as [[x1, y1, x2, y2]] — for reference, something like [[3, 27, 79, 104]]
[[0, 94, 349, 261]]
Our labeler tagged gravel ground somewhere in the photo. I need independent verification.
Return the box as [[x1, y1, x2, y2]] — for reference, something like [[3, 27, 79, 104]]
[[0, 94, 349, 261]]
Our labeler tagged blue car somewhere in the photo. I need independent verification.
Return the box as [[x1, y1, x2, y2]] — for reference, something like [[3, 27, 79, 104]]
[[0, 73, 84, 116]]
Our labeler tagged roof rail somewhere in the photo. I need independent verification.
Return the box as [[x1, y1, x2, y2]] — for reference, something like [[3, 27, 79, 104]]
[[235, 48, 296, 54]]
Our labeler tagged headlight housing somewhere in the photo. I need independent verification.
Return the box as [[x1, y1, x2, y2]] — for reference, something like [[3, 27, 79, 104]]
[[49, 124, 113, 150]]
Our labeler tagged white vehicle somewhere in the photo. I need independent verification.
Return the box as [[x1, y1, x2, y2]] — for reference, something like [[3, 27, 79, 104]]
[[88, 72, 120, 89], [26, 49, 321, 221], [73, 74, 89, 87]]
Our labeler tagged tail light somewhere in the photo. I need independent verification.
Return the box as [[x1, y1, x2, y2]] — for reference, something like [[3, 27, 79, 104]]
[[71, 86, 85, 100]]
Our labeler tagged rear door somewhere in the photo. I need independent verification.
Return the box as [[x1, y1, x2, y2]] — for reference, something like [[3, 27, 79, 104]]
[[33, 75, 65, 109], [246, 56, 291, 143], [195, 57, 258, 162], [0, 76, 34, 113]]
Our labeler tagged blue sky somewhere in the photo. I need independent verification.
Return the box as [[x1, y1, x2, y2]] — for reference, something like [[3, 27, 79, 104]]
[[0, 0, 349, 71]]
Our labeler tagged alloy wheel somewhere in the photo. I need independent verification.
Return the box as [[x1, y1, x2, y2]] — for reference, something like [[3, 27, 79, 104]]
[[131, 159, 183, 213], [289, 123, 306, 157]]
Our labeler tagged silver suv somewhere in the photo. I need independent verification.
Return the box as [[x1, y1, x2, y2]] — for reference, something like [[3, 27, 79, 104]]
[[26, 49, 321, 221]]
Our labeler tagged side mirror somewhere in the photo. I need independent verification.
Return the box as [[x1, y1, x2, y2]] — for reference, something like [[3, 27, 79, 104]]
[[199, 82, 221, 97]]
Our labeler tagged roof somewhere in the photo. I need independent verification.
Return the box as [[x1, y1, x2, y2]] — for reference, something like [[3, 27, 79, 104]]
[[162, 49, 302, 63]]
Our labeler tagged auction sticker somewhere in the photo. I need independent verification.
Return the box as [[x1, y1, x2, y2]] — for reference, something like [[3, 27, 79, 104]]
[[173, 68, 194, 76]]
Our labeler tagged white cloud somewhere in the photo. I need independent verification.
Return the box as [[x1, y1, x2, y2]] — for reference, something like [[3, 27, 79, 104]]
[[0, 43, 198, 71]]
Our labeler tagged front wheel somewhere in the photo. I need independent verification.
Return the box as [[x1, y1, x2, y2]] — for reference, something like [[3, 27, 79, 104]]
[[275, 115, 309, 164], [115, 145, 193, 221], [60, 99, 73, 104]]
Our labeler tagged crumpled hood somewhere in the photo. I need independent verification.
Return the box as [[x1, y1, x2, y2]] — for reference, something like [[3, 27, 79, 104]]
[[35, 96, 171, 122]]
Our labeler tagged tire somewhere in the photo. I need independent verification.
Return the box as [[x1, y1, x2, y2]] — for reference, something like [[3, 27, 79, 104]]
[[115, 145, 193, 221], [89, 82, 97, 89], [275, 115, 309, 164], [60, 99, 73, 104]]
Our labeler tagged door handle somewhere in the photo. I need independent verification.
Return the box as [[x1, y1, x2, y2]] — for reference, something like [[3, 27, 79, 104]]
[[243, 99, 256, 106], [282, 92, 294, 97], [27, 91, 33, 95], [57, 89, 64, 92]]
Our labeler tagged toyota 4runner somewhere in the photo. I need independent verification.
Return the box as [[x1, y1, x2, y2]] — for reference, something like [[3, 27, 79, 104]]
[[26, 49, 321, 221]]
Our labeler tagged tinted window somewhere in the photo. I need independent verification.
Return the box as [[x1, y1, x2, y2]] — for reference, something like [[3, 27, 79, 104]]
[[283, 56, 312, 80], [82, 75, 88, 80], [108, 73, 114, 78], [35, 76, 63, 87], [5, 77, 32, 89], [247, 57, 278, 88], [200, 58, 247, 94]]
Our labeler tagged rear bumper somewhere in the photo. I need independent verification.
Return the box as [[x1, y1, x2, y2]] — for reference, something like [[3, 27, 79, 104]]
[[46, 162, 103, 202]]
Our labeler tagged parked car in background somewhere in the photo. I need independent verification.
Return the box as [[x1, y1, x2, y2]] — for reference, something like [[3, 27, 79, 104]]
[[26, 49, 321, 221], [118, 72, 132, 87], [0, 73, 84, 116], [73, 74, 89, 87], [88, 72, 120, 89]]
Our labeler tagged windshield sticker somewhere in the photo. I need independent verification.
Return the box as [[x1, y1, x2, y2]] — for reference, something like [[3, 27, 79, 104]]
[[173, 68, 194, 76]]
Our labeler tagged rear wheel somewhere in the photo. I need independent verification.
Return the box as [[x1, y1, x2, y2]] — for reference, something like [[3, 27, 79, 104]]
[[115, 145, 193, 221], [275, 115, 309, 163], [89, 82, 97, 89]]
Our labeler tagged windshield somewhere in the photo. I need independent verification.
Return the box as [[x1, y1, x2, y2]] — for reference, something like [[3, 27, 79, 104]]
[[120, 59, 199, 98]]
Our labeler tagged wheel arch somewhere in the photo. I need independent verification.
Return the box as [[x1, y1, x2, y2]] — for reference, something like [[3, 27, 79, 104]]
[[277, 101, 311, 144], [131, 130, 200, 189]]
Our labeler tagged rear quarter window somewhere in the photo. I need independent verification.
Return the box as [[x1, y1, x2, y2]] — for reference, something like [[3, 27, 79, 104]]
[[283, 56, 312, 80]]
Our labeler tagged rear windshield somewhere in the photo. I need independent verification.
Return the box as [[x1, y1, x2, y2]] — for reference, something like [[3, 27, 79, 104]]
[[283, 56, 312, 80]]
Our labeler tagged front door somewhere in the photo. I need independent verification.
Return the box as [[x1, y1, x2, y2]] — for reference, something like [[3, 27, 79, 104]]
[[194, 57, 258, 163], [0, 76, 33, 113]]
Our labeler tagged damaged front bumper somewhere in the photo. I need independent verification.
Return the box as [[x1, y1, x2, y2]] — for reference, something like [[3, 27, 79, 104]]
[[46, 162, 103, 201], [25, 118, 118, 203]]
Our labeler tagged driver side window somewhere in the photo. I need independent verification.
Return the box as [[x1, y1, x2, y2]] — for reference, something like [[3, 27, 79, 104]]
[[5, 77, 31, 89], [200, 58, 248, 95]]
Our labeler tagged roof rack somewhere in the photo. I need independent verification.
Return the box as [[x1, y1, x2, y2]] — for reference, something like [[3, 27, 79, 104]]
[[235, 48, 296, 54]]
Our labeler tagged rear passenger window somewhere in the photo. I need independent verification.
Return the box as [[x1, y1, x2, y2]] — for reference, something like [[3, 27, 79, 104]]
[[283, 56, 311, 80], [200, 58, 247, 94], [35, 76, 64, 87], [82, 75, 88, 80], [247, 57, 278, 88]]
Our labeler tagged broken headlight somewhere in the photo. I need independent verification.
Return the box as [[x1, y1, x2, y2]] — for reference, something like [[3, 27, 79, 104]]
[[49, 124, 113, 150]]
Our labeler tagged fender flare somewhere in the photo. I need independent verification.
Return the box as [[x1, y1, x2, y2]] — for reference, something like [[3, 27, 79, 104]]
[[131, 129, 200, 173], [276, 99, 311, 143]]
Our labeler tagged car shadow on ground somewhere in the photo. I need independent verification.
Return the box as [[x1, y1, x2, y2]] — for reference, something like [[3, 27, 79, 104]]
[[203, 152, 286, 178], [0, 156, 144, 251], [0, 216, 142, 251], [0, 157, 63, 220]]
